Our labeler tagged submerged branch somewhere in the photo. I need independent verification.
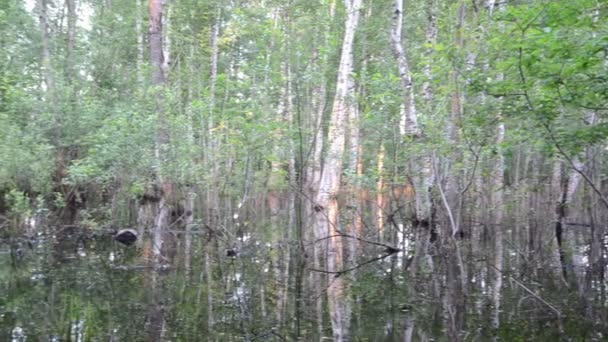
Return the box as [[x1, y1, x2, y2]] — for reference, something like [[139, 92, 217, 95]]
[[308, 249, 402, 277], [308, 233, 401, 253]]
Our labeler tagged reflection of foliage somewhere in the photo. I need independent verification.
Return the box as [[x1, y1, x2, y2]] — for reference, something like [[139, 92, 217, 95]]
[[0, 238, 147, 341]]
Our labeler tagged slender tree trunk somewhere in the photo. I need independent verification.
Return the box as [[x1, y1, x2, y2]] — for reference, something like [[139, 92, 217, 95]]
[[376, 143, 386, 241], [390, 0, 419, 136], [161, 0, 171, 77], [66, 0, 76, 81], [441, 2, 467, 340], [37, 0, 54, 92], [149, 0, 171, 262], [37, 0, 70, 225], [136, 0, 144, 85], [204, 245, 214, 330], [422, 0, 437, 103], [184, 43, 196, 276], [555, 157, 584, 285], [313, 0, 361, 340], [147, 1, 170, 340], [306, 1, 335, 338], [490, 120, 505, 337], [485, 1, 506, 336], [282, 17, 297, 327]]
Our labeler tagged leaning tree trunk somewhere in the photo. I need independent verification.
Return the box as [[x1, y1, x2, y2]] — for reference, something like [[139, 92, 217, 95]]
[[312, 0, 361, 340]]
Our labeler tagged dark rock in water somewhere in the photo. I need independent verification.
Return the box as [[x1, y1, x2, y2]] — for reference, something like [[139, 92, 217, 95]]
[[114, 229, 138, 246]]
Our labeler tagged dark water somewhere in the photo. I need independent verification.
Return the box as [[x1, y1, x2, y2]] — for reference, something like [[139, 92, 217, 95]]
[[1, 224, 605, 341], [0, 228, 406, 341]]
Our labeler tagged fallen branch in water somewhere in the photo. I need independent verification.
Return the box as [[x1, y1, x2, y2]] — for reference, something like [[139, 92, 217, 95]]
[[308, 247, 405, 277]]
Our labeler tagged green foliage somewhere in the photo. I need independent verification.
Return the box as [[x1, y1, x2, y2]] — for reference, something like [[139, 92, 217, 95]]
[[485, 0, 608, 156]]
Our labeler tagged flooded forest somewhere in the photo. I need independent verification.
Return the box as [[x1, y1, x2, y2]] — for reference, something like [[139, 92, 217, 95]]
[[1, 0, 607, 340]]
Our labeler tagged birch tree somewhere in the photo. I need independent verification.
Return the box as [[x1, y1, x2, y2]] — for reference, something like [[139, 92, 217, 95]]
[[312, 0, 361, 340]]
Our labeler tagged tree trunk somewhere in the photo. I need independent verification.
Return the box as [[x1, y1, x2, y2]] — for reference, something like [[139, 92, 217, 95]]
[[66, 0, 76, 81], [390, 0, 419, 136], [422, 0, 437, 102], [147, 0, 170, 339], [305, 1, 334, 339], [441, 2, 467, 340], [136, 0, 144, 85], [485, 1, 506, 336], [376, 143, 386, 241], [313, 0, 361, 340], [490, 120, 505, 337], [37, 0, 54, 92]]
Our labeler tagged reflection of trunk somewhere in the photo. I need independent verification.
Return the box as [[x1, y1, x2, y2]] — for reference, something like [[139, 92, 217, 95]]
[[376, 144, 386, 241], [204, 245, 214, 330], [490, 120, 504, 336], [313, 0, 361, 340], [554, 157, 584, 285], [584, 146, 605, 308], [184, 190, 194, 274], [147, 272, 166, 342], [268, 188, 285, 322], [137, 197, 158, 248]]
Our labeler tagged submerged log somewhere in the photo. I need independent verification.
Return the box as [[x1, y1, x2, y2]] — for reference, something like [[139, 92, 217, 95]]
[[114, 229, 138, 246]]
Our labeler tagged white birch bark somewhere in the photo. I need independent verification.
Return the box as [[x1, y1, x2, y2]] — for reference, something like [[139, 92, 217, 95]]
[[161, 0, 171, 77], [486, 1, 505, 335], [390, 0, 419, 136]]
